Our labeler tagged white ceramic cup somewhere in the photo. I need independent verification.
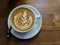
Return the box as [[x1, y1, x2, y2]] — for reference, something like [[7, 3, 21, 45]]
[[9, 5, 40, 33]]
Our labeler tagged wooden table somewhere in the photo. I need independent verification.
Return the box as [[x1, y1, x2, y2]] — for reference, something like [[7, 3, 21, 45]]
[[0, 0, 60, 45]]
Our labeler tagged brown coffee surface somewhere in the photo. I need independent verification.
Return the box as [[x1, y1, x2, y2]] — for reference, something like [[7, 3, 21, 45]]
[[10, 8, 35, 31]]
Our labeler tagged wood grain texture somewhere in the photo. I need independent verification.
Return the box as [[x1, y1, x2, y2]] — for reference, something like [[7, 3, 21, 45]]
[[0, 0, 60, 45]]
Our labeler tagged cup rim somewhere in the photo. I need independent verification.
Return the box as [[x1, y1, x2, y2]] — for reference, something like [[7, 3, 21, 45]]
[[9, 4, 39, 33]]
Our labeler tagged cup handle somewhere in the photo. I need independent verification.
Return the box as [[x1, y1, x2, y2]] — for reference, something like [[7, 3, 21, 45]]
[[35, 15, 40, 19]]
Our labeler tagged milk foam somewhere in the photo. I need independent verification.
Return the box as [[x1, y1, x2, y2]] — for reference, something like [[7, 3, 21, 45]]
[[14, 11, 33, 30]]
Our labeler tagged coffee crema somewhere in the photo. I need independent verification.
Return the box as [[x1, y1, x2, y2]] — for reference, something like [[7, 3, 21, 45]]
[[10, 8, 35, 31]]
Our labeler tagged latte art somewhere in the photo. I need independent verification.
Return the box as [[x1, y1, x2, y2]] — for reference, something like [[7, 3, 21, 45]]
[[10, 8, 35, 31], [14, 11, 33, 30]]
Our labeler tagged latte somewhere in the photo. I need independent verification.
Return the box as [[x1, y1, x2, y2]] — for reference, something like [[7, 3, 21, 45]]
[[10, 8, 35, 32]]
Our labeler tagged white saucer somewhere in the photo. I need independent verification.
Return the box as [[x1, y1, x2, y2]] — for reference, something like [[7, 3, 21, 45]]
[[7, 5, 42, 39]]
